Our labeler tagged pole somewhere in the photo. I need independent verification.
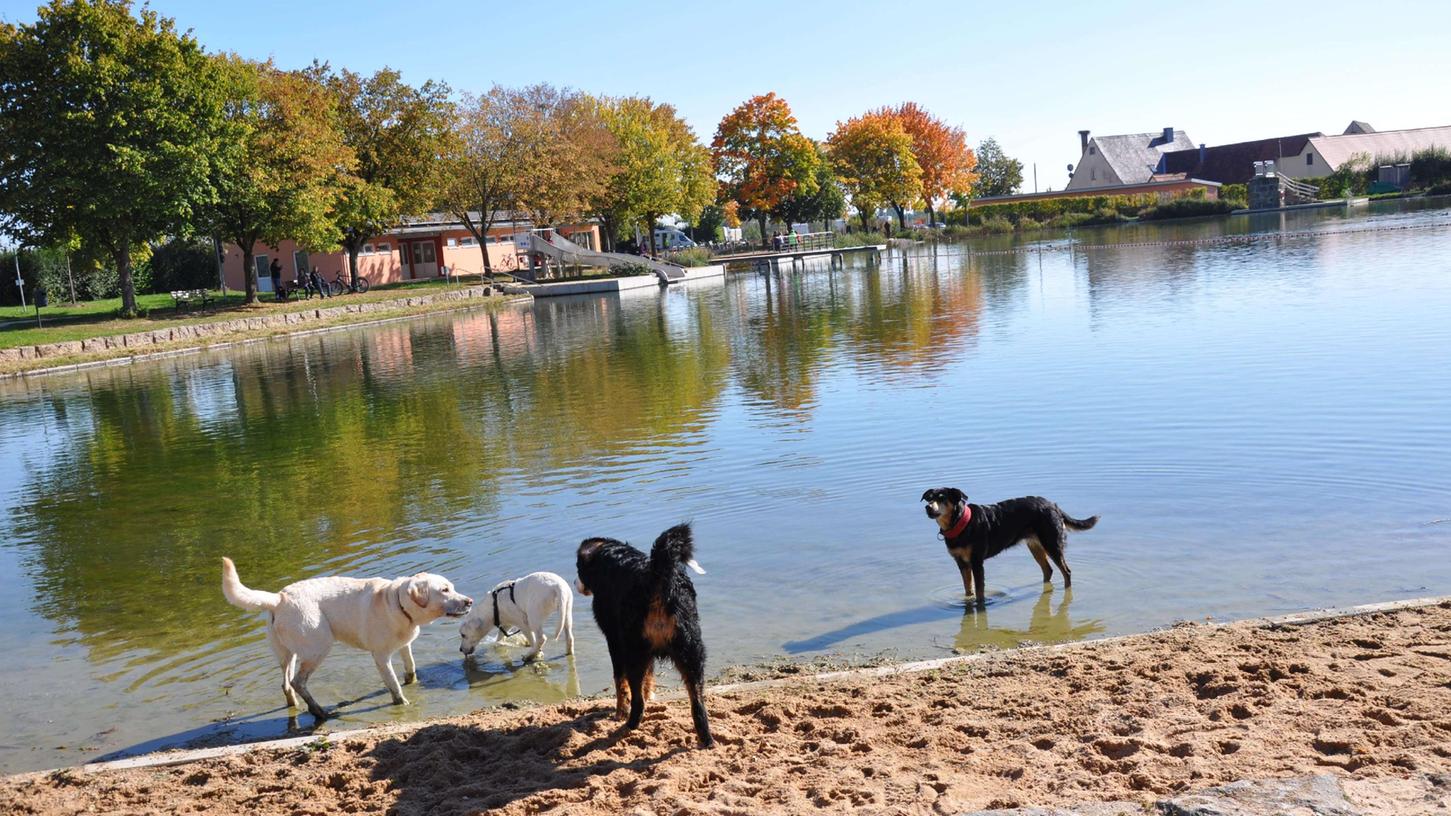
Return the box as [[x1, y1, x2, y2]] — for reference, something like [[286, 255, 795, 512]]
[[1033, 163, 1039, 194], [65, 253, 77, 305], [13, 247, 24, 308]]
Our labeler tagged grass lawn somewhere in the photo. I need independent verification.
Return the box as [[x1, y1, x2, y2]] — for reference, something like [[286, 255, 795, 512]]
[[1, 276, 484, 350]]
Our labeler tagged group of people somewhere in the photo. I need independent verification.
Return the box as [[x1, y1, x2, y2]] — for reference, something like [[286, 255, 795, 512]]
[[268, 258, 332, 302], [771, 228, 802, 251]]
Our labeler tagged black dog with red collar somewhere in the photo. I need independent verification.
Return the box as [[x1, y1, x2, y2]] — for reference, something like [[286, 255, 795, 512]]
[[922, 487, 1099, 603]]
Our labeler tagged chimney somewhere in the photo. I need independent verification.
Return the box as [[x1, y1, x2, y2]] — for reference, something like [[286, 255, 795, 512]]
[[1199, 143, 1206, 166], [1079, 130, 1090, 153], [1162, 126, 1174, 143]]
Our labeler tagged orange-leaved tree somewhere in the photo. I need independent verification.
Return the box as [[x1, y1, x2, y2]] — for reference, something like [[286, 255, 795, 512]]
[[883, 103, 976, 227], [827, 112, 921, 232], [712, 93, 820, 247]]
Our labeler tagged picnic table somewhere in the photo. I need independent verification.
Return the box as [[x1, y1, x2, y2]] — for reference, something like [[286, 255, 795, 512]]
[[170, 289, 213, 313]]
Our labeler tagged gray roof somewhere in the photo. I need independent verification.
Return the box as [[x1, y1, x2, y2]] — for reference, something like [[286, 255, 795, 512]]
[[1343, 120, 1375, 134], [1093, 129, 1197, 184]]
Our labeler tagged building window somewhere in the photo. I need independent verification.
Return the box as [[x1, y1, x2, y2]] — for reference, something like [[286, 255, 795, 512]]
[[1091, 168, 1097, 180], [458, 236, 478, 247], [1088, 145, 1096, 155], [362, 243, 374, 254], [1306, 153, 1314, 166], [375, 243, 390, 255]]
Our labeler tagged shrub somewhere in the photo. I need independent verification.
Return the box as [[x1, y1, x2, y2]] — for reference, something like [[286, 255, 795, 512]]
[[610, 262, 654, 277], [147, 238, 217, 292], [833, 231, 879, 248], [1220, 183, 1248, 209], [1427, 180, 1451, 197], [668, 247, 712, 267], [980, 216, 1013, 233], [1410, 146, 1451, 188], [1015, 216, 1042, 231], [1138, 198, 1234, 220]]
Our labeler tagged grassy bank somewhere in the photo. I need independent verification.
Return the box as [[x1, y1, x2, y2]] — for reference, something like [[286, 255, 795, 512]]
[[1, 286, 523, 377], [0, 278, 480, 350]]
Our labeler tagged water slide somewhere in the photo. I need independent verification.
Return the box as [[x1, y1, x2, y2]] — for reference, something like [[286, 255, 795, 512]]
[[513, 230, 686, 284]]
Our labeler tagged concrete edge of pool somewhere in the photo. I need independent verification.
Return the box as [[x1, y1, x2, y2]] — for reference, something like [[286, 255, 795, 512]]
[[8, 592, 1446, 781]]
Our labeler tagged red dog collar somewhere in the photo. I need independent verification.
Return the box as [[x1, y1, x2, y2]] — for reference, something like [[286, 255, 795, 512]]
[[944, 504, 972, 539]]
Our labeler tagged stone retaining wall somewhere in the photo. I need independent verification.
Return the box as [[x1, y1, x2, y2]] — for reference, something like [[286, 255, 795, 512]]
[[0, 286, 502, 367]]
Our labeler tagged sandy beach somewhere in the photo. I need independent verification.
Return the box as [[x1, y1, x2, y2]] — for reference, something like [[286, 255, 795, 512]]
[[3, 599, 1449, 814]]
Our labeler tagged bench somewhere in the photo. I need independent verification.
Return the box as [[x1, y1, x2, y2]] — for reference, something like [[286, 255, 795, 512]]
[[170, 289, 213, 313]]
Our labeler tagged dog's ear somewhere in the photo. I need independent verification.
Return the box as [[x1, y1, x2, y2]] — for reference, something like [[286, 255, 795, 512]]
[[946, 487, 967, 505], [577, 539, 603, 561], [407, 579, 429, 608], [920, 489, 934, 502]]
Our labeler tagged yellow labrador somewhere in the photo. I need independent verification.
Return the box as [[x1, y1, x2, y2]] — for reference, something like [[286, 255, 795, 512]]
[[221, 557, 473, 720]]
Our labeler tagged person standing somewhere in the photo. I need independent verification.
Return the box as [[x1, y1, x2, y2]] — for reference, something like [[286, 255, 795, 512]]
[[268, 257, 283, 301]]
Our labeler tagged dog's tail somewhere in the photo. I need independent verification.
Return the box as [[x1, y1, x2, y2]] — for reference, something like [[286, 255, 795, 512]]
[[1063, 513, 1099, 531], [221, 557, 282, 612], [649, 523, 705, 588]]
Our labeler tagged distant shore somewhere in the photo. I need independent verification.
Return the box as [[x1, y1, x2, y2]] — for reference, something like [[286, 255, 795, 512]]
[[0, 285, 526, 379], [4, 597, 1447, 815]]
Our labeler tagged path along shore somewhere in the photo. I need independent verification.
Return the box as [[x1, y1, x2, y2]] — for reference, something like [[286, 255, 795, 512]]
[[3, 597, 1448, 814]]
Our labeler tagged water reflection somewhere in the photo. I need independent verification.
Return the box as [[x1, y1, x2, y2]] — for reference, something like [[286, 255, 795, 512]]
[[953, 589, 1105, 652]]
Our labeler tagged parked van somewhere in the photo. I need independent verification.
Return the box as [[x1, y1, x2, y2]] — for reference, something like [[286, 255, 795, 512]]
[[653, 227, 697, 250]]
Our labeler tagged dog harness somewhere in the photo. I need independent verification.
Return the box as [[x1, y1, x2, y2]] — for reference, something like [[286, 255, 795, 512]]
[[491, 582, 519, 639], [942, 503, 973, 540]]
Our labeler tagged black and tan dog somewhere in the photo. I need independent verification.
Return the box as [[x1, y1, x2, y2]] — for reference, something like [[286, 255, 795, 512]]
[[921, 487, 1098, 602], [575, 522, 713, 748]]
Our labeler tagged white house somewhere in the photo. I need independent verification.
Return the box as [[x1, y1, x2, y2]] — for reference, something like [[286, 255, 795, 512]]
[[1066, 127, 1197, 190], [1275, 123, 1451, 180]]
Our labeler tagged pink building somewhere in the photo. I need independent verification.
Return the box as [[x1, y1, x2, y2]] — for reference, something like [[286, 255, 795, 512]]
[[221, 214, 602, 293]]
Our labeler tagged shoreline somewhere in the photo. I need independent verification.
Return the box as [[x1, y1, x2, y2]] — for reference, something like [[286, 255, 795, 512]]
[[0, 287, 530, 379], [5, 595, 1448, 813]]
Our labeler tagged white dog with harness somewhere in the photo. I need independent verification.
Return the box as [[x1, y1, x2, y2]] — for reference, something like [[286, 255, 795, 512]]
[[459, 571, 575, 660]]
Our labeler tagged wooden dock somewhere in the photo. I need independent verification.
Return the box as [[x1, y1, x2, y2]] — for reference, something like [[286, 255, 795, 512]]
[[712, 234, 886, 271]]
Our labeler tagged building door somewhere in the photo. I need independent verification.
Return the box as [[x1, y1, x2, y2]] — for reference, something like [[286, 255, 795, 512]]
[[254, 254, 273, 293], [292, 250, 309, 284], [410, 240, 438, 278]]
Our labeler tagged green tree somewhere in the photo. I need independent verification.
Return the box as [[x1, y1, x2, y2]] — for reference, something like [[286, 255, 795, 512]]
[[595, 96, 714, 255], [310, 65, 450, 290], [205, 58, 352, 302], [972, 137, 1024, 199], [777, 145, 846, 231], [827, 113, 922, 231], [0, 0, 226, 316], [712, 93, 821, 247]]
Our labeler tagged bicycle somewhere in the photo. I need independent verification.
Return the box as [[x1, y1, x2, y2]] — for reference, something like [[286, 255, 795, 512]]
[[328, 271, 370, 296]]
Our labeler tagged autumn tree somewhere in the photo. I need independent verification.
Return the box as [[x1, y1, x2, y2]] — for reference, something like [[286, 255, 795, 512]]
[[0, 0, 226, 316], [972, 137, 1024, 198], [438, 87, 534, 277], [204, 58, 352, 303], [827, 113, 922, 231], [595, 96, 714, 254], [884, 103, 976, 227], [310, 65, 451, 290], [513, 86, 618, 229], [712, 93, 820, 247]]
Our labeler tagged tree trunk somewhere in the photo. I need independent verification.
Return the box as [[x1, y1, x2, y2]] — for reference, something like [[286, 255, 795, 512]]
[[892, 203, 906, 229], [758, 214, 769, 249], [859, 207, 871, 232], [241, 245, 257, 304], [347, 245, 361, 292], [647, 212, 658, 256], [116, 243, 137, 317], [927, 203, 937, 227]]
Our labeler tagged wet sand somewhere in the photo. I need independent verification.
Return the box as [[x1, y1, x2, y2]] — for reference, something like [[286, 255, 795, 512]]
[[4, 600, 1449, 815]]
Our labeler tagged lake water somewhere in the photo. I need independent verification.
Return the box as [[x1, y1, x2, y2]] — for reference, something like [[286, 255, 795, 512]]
[[2, 200, 1450, 773]]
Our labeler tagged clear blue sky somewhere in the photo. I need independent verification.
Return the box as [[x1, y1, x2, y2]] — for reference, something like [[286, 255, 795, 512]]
[[4, 0, 1450, 192]]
